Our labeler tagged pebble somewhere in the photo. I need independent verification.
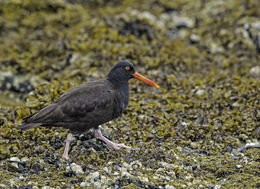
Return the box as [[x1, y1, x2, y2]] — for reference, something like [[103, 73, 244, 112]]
[[196, 89, 205, 96], [192, 164, 199, 170], [31, 162, 41, 174], [250, 66, 260, 76], [9, 157, 21, 162], [94, 181, 101, 188], [42, 186, 54, 189], [70, 163, 84, 175], [80, 182, 90, 187], [103, 167, 109, 173], [165, 185, 175, 189], [140, 177, 149, 183], [226, 146, 233, 153]]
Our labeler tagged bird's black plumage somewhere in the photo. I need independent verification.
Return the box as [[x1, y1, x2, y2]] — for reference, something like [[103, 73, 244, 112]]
[[20, 61, 135, 132]]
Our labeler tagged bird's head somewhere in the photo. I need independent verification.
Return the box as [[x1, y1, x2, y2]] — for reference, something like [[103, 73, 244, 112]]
[[107, 61, 159, 88]]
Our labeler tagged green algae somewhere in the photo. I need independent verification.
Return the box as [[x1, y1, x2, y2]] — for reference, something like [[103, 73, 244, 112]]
[[0, 0, 260, 188]]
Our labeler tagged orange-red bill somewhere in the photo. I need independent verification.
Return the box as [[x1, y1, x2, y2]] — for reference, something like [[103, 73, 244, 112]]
[[132, 72, 160, 88]]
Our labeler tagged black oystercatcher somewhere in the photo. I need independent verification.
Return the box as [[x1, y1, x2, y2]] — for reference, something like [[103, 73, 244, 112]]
[[20, 61, 159, 159]]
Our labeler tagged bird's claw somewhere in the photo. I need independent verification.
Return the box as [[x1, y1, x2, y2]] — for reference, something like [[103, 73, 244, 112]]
[[112, 143, 132, 150]]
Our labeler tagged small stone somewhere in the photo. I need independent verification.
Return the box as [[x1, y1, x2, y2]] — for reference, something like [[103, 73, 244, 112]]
[[94, 182, 101, 188], [8, 162, 24, 173], [55, 160, 60, 168], [70, 163, 84, 175], [81, 164, 87, 172], [140, 177, 149, 183], [232, 155, 240, 160], [31, 162, 41, 174], [103, 167, 109, 173], [239, 134, 248, 140], [21, 157, 29, 162], [19, 175, 25, 181], [114, 171, 119, 176], [181, 122, 187, 127], [42, 186, 54, 189], [92, 171, 100, 179], [190, 34, 201, 43], [226, 146, 233, 153], [192, 164, 198, 170], [80, 182, 90, 187], [121, 170, 131, 177], [9, 157, 21, 162], [250, 66, 260, 76], [196, 89, 205, 96], [100, 175, 107, 183], [165, 185, 175, 189], [236, 165, 242, 169], [190, 142, 198, 148]]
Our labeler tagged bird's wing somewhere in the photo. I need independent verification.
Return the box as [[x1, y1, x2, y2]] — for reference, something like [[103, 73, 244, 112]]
[[24, 80, 116, 126]]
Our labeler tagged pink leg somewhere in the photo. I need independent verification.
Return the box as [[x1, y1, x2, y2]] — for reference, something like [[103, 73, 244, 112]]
[[62, 133, 73, 160], [94, 128, 132, 150]]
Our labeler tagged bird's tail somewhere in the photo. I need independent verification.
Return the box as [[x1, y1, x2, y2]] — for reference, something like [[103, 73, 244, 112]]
[[20, 123, 42, 131]]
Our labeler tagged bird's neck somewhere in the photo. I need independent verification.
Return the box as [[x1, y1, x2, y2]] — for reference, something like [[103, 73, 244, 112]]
[[107, 77, 129, 101], [107, 76, 129, 88]]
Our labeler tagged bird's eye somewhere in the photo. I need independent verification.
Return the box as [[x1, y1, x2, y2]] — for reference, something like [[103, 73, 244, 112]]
[[125, 66, 130, 71]]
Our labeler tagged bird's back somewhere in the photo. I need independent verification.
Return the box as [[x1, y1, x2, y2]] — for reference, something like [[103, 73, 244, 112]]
[[20, 79, 129, 132]]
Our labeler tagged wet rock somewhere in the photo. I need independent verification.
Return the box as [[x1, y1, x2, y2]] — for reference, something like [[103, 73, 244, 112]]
[[226, 146, 232, 153], [81, 163, 87, 172], [9, 157, 21, 162], [165, 185, 175, 189], [85, 171, 100, 182], [42, 186, 54, 189], [192, 164, 199, 170], [119, 20, 154, 41], [31, 162, 41, 174], [0, 71, 37, 93], [50, 136, 64, 150], [80, 182, 90, 188], [250, 66, 260, 77], [70, 163, 84, 175], [195, 89, 205, 96], [55, 160, 60, 168]]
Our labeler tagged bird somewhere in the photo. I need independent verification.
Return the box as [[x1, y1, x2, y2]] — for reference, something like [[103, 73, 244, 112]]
[[20, 61, 159, 159]]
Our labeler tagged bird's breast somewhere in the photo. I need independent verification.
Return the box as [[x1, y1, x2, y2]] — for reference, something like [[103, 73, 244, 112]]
[[112, 87, 129, 118]]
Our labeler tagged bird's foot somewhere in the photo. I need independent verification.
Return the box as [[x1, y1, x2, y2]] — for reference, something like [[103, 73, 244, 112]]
[[94, 128, 132, 150], [61, 133, 73, 160], [109, 142, 132, 150], [61, 154, 69, 160]]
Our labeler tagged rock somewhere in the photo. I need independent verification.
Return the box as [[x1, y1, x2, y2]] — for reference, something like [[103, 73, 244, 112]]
[[195, 89, 205, 96], [80, 182, 90, 187], [140, 177, 149, 183], [86, 171, 100, 181], [94, 181, 101, 188], [250, 66, 260, 76], [103, 167, 109, 173], [81, 164, 87, 172], [64, 166, 74, 177], [9, 157, 21, 162], [70, 163, 84, 175], [42, 186, 54, 189], [165, 185, 175, 189], [190, 34, 201, 43], [239, 134, 248, 140]]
